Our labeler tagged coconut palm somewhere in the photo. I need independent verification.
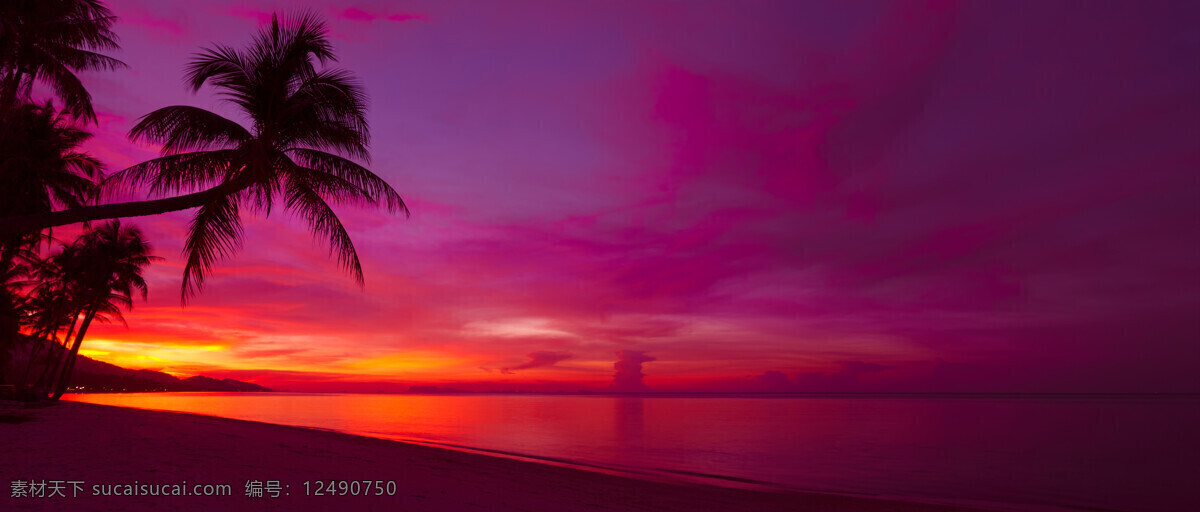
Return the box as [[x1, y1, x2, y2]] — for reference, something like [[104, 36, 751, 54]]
[[35, 220, 156, 400], [16, 267, 77, 388], [20, 244, 82, 391], [0, 101, 102, 375], [0, 12, 407, 300], [0, 250, 33, 384], [0, 0, 125, 123], [0, 101, 103, 242]]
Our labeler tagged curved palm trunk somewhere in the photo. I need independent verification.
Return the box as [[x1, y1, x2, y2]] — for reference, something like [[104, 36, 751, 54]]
[[0, 180, 243, 235], [19, 335, 47, 389], [33, 310, 81, 398], [49, 307, 95, 401], [23, 315, 70, 391], [0, 252, 22, 386], [19, 322, 58, 387]]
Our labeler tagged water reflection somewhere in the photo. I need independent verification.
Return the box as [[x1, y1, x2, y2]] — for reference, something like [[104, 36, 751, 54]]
[[613, 397, 645, 466], [62, 392, 1200, 512]]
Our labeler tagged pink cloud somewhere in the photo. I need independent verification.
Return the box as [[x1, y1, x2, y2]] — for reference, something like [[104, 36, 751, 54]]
[[223, 6, 274, 27], [122, 14, 185, 36], [500, 351, 572, 374], [387, 13, 427, 22], [63, 0, 1200, 392], [333, 7, 426, 23]]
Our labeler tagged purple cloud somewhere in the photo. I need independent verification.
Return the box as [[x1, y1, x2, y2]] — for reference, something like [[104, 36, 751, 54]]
[[613, 351, 656, 392], [500, 351, 572, 374]]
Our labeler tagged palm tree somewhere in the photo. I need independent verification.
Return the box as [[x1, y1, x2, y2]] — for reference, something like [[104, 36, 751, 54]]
[[0, 101, 102, 376], [0, 248, 33, 385], [0, 101, 102, 243], [16, 266, 76, 388], [20, 245, 81, 392], [33, 220, 156, 400], [0, 12, 407, 299], [0, 0, 125, 123]]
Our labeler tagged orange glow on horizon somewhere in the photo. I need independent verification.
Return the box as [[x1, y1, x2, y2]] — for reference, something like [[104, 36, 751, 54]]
[[344, 350, 475, 374]]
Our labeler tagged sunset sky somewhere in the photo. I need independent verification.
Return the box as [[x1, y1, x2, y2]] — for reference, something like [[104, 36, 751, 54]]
[[64, 0, 1200, 392]]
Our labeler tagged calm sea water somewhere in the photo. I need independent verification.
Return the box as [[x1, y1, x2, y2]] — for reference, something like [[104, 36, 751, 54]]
[[63, 393, 1199, 512]]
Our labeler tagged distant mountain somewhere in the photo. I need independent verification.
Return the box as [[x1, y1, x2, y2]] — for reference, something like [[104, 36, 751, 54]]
[[179, 375, 272, 392], [2, 336, 271, 393], [66, 354, 271, 393]]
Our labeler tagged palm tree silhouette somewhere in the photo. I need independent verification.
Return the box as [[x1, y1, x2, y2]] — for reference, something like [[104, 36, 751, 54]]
[[0, 102, 102, 243], [0, 0, 125, 123], [0, 102, 101, 380], [0, 12, 407, 298], [0, 247, 34, 385], [1, 1, 114, 340], [20, 247, 76, 392], [37, 220, 157, 400], [16, 257, 77, 388]]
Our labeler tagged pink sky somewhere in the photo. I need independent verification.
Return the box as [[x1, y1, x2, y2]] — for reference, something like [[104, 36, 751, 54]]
[[63, 0, 1200, 392]]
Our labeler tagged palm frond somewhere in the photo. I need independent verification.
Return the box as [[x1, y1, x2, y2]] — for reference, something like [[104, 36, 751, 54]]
[[61, 151, 104, 179], [184, 44, 250, 94], [105, 150, 238, 198], [46, 170, 100, 209], [0, 102, 102, 217], [284, 179, 364, 285], [281, 69, 370, 158], [130, 106, 251, 154], [287, 148, 408, 215], [0, 0, 124, 123], [36, 44, 125, 72], [91, 300, 127, 326], [181, 193, 243, 301], [31, 57, 96, 122], [290, 121, 371, 161]]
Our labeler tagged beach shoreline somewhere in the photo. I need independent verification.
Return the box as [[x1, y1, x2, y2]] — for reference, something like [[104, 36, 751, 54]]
[[2, 400, 996, 511]]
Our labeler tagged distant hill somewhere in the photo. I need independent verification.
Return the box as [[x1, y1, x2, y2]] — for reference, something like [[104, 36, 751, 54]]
[[1, 336, 271, 393], [68, 355, 271, 392], [179, 375, 272, 392]]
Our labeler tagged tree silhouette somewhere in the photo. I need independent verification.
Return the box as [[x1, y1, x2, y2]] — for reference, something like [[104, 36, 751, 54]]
[[1, 0, 117, 366], [0, 0, 125, 123], [0, 245, 34, 385], [16, 254, 77, 388], [0, 12, 407, 299], [31, 221, 157, 400], [0, 102, 102, 240], [0, 102, 101, 382]]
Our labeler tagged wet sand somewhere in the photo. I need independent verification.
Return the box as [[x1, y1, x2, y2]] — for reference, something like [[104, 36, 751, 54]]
[[1, 401, 989, 511]]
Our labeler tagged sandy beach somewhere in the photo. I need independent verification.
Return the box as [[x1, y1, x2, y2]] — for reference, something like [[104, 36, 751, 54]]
[[0, 401, 993, 512]]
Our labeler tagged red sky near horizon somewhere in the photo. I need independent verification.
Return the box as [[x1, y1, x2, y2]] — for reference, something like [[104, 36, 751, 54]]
[[59, 0, 1200, 392]]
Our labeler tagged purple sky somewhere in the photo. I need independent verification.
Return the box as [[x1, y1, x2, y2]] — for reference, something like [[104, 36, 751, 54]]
[[65, 0, 1200, 392]]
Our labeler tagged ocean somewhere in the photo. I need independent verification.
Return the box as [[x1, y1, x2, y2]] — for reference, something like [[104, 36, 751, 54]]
[[63, 392, 1199, 511]]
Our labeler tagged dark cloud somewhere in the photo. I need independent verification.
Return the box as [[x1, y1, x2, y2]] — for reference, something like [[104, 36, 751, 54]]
[[500, 351, 572, 374], [613, 350, 656, 392], [755, 370, 790, 390], [791, 361, 895, 392]]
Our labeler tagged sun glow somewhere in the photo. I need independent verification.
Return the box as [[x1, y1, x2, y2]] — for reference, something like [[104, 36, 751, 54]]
[[464, 318, 577, 339], [343, 351, 475, 375], [74, 339, 230, 370]]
